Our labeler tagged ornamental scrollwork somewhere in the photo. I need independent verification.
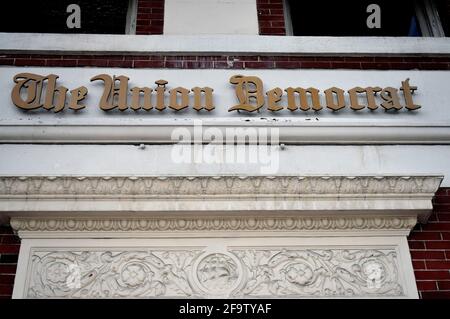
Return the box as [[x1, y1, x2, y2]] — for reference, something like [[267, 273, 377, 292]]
[[26, 248, 404, 298]]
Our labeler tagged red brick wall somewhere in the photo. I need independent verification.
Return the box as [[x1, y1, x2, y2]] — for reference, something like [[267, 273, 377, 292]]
[[1, 54, 449, 70], [0, 225, 20, 299], [408, 188, 450, 299], [257, 0, 286, 35], [136, 0, 164, 35]]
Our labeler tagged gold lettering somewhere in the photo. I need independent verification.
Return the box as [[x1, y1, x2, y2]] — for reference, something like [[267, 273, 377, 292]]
[[69, 86, 88, 111], [348, 86, 383, 111], [11, 73, 45, 110], [192, 87, 214, 111], [380, 87, 402, 110], [11, 73, 69, 112], [43, 74, 68, 112], [90, 74, 129, 111], [285, 87, 322, 111], [229, 75, 264, 112], [266, 88, 283, 111], [169, 87, 190, 111], [155, 80, 167, 111], [130, 87, 152, 111], [400, 78, 421, 110], [325, 87, 346, 111]]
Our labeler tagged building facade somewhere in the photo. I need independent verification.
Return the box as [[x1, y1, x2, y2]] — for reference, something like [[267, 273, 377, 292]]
[[0, 0, 450, 299]]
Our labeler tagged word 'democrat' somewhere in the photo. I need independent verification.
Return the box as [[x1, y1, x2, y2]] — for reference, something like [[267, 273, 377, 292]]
[[11, 73, 421, 114]]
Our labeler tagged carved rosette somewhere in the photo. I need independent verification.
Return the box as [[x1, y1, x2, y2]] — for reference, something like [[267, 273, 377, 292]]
[[26, 248, 404, 298]]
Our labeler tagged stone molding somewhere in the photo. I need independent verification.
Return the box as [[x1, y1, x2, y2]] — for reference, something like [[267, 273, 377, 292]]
[[10, 215, 418, 233], [0, 175, 442, 197], [0, 175, 442, 237]]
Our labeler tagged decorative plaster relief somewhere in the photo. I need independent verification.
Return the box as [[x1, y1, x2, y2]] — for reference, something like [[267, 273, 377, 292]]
[[26, 247, 403, 298], [0, 175, 442, 198]]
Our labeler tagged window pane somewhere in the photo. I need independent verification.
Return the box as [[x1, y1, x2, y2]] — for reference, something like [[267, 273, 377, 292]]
[[288, 0, 421, 36], [0, 0, 129, 34]]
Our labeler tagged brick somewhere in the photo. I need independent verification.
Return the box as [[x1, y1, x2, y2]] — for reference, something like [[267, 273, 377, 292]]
[[46, 59, 77, 67], [0, 254, 18, 264], [0, 245, 20, 254], [133, 60, 165, 68], [409, 232, 442, 240], [1, 235, 20, 244], [0, 264, 17, 274], [433, 202, 450, 209], [360, 62, 392, 70], [410, 251, 446, 260], [345, 57, 375, 62], [426, 260, 450, 269], [0, 285, 13, 295], [213, 61, 244, 69], [77, 59, 108, 67], [274, 61, 301, 69], [437, 214, 450, 221], [424, 223, 450, 231], [260, 28, 286, 34], [415, 270, 450, 280], [426, 241, 450, 249], [408, 241, 425, 249], [107, 60, 133, 68], [244, 61, 275, 69], [0, 58, 14, 65], [435, 189, 449, 196], [330, 62, 362, 69], [435, 196, 450, 204], [14, 58, 46, 66], [416, 281, 438, 291], [412, 260, 426, 269], [0, 226, 14, 235], [165, 61, 184, 68], [184, 61, 214, 69], [437, 280, 450, 290], [419, 62, 449, 70], [0, 275, 15, 285], [421, 291, 450, 299], [288, 56, 316, 62]]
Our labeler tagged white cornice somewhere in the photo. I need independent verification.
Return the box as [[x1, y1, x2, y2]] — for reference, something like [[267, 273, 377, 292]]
[[0, 175, 442, 236], [0, 34, 449, 56]]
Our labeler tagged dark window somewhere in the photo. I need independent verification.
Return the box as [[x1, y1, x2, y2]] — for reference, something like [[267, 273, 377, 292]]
[[287, 0, 422, 36], [436, 0, 450, 36], [0, 0, 130, 34]]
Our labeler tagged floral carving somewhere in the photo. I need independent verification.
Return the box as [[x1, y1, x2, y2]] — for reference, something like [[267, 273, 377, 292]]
[[232, 248, 403, 297], [26, 247, 404, 298]]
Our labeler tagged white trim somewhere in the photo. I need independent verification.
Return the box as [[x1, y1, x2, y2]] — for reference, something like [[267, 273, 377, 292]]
[[415, 0, 446, 37], [0, 33, 449, 56], [125, 0, 138, 35], [283, 0, 293, 36], [1, 124, 450, 144], [12, 236, 419, 298]]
